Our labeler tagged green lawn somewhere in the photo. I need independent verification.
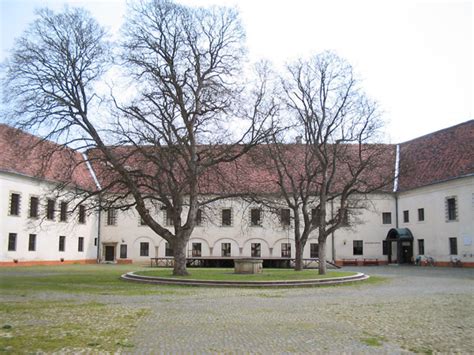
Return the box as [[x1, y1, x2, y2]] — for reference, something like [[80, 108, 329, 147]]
[[136, 268, 355, 281]]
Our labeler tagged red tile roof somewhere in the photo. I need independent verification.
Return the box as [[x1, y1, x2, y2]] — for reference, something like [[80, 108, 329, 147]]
[[398, 120, 474, 191], [0, 124, 96, 191]]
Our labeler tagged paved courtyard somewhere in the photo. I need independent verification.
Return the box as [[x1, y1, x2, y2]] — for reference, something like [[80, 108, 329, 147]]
[[2, 266, 473, 353]]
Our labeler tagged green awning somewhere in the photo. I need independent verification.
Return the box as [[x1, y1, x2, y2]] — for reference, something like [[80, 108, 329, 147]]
[[386, 228, 414, 241]]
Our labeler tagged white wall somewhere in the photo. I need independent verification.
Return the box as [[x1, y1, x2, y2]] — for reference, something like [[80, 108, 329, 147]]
[[0, 172, 98, 263]]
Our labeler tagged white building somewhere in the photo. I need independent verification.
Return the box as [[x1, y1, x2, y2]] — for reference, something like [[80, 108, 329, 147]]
[[1, 121, 473, 267]]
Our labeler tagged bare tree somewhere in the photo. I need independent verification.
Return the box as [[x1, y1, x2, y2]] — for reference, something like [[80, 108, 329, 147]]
[[2, 0, 274, 275], [258, 52, 393, 274]]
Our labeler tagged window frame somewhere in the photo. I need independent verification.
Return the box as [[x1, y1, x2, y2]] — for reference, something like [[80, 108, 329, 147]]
[[221, 208, 232, 226], [59, 235, 66, 252], [382, 212, 392, 224], [403, 210, 409, 223], [310, 243, 319, 258], [449, 237, 458, 255], [78, 205, 86, 224], [28, 234, 36, 251], [353, 240, 363, 255], [46, 199, 55, 220], [120, 244, 128, 259], [107, 208, 117, 226], [8, 233, 17, 251], [140, 242, 149, 257], [250, 208, 262, 226], [418, 208, 425, 222], [281, 243, 291, 258], [280, 208, 291, 227], [29, 196, 39, 218], [60, 201, 68, 222], [446, 197, 457, 221], [9, 192, 21, 216], [418, 239, 425, 255], [251, 243, 261, 257], [192, 242, 202, 257], [78, 236, 84, 252], [165, 242, 173, 257], [221, 242, 231, 257]]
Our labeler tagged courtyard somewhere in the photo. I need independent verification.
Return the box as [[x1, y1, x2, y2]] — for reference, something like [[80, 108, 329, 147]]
[[0, 265, 473, 353]]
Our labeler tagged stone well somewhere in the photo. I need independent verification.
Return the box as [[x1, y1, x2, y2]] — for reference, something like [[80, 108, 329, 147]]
[[234, 258, 263, 274]]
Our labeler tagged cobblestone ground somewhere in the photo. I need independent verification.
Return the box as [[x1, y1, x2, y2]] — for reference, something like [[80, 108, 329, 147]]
[[125, 266, 473, 353], [3, 266, 473, 353]]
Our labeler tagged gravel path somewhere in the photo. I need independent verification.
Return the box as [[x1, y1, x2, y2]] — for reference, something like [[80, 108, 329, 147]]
[[126, 266, 473, 353]]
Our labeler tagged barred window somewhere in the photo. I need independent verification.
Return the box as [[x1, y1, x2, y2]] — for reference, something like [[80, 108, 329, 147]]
[[280, 209, 291, 227], [28, 234, 36, 251], [8, 233, 17, 251], [165, 242, 173, 257], [222, 209, 232, 226], [221, 243, 231, 257], [107, 208, 117, 226], [9, 193, 20, 216], [281, 243, 291, 257], [29, 197, 39, 218], [78, 205, 86, 224], [46, 199, 55, 220], [59, 236, 66, 252], [140, 242, 149, 257], [78, 237, 84, 252], [251, 243, 261, 257], [250, 208, 262, 226], [403, 210, 409, 223], [310, 243, 319, 258], [120, 244, 127, 259], [353, 240, 363, 255], [60, 202, 68, 222], [418, 208, 425, 222], [192, 243, 202, 257], [446, 197, 457, 221], [382, 212, 392, 224]]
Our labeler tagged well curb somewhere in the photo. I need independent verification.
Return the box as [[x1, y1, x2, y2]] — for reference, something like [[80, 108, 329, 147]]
[[121, 271, 369, 287]]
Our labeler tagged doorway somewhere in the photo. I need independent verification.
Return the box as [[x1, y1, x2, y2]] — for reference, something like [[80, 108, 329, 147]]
[[385, 228, 414, 265], [104, 245, 115, 262]]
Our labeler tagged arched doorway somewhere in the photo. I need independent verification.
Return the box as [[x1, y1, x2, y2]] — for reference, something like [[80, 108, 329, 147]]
[[386, 228, 414, 264]]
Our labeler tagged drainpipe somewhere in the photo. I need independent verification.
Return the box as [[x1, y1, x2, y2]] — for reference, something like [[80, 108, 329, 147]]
[[331, 199, 335, 262], [97, 195, 102, 263], [393, 144, 400, 229]]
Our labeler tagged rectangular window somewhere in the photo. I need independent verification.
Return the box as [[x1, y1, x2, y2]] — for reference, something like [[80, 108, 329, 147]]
[[107, 209, 117, 226], [59, 236, 66, 252], [310, 243, 319, 258], [382, 212, 392, 224], [222, 209, 232, 226], [78, 237, 84, 252], [29, 196, 39, 218], [446, 197, 457, 221], [250, 208, 262, 226], [120, 244, 127, 259], [195, 209, 203, 226], [281, 243, 291, 257], [78, 205, 86, 224], [449, 237, 458, 255], [60, 202, 68, 222], [339, 208, 349, 226], [28, 234, 36, 251], [280, 209, 291, 227], [165, 208, 174, 226], [8, 233, 17, 251], [165, 242, 173, 257], [94, 238, 97, 246], [9, 193, 20, 216], [418, 208, 425, 222], [251, 243, 261, 257], [311, 208, 320, 223], [46, 199, 55, 220], [382, 240, 388, 255], [403, 210, 409, 223], [140, 242, 149, 257], [353, 240, 363, 255], [192, 243, 202, 257], [418, 239, 425, 255], [221, 242, 231, 257]]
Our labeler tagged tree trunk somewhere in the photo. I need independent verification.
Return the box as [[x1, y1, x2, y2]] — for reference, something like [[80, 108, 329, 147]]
[[318, 238, 327, 275], [294, 238, 303, 271], [173, 238, 189, 276]]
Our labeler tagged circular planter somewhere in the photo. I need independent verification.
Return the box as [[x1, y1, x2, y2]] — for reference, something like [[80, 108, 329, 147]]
[[121, 271, 369, 288]]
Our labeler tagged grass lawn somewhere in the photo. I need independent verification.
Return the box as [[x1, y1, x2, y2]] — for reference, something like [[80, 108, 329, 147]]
[[136, 268, 356, 281]]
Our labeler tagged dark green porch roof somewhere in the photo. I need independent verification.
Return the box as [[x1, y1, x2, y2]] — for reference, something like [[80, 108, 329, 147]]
[[386, 228, 414, 241]]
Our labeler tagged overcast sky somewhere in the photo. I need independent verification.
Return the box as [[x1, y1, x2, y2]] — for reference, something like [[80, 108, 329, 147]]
[[1, 0, 472, 143]]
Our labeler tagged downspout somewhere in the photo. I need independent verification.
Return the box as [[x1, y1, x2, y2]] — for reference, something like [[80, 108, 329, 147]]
[[393, 144, 400, 228], [83, 153, 103, 263], [331, 199, 335, 262]]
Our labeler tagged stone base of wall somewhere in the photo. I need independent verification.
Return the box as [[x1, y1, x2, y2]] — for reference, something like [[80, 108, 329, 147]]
[[334, 259, 474, 268], [0, 259, 97, 267], [116, 259, 133, 264]]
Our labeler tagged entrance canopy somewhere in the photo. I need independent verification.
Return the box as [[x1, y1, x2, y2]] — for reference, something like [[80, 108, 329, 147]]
[[386, 228, 414, 241]]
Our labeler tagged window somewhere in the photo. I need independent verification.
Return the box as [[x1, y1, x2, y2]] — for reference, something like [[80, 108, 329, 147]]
[[222, 209, 232, 226], [280, 209, 291, 227], [94, 238, 97, 246], [418, 208, 425, 222], [29, 197, 39, 218], [338, 209, 349, 226], [8, 233, 17, 251], [250, 208, 262, 226], [382, 212, 392, 224], [107, 209, 117, 226], [28, 234, 36, 251], [192, 243, 202, 257], [120, 244, 127, 259], [251, 243, 261, 257], [165, 242, 173, 257], [353, 240, 363, 255], [311, 208, 320, 223], [382, 240, 388, 255], [9, 193, 20, 216], [310, 243, 319, 258], [78, 237, 84, 252], [446, 197, 457, 221], [403, 210, 409, 223], [165, 208, 174, 226], [221, 242, 231, 257], [281, 243, 291, 257], [60, 202, 68, 222], [59, 236, 66, 252], [195, 209, 203, 226], [449, 237, 458, 255], [140, 242, 149, 257], [46, 199, 55, 220], [418, 239, 425, 255], [78, 205, 86, 224]]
